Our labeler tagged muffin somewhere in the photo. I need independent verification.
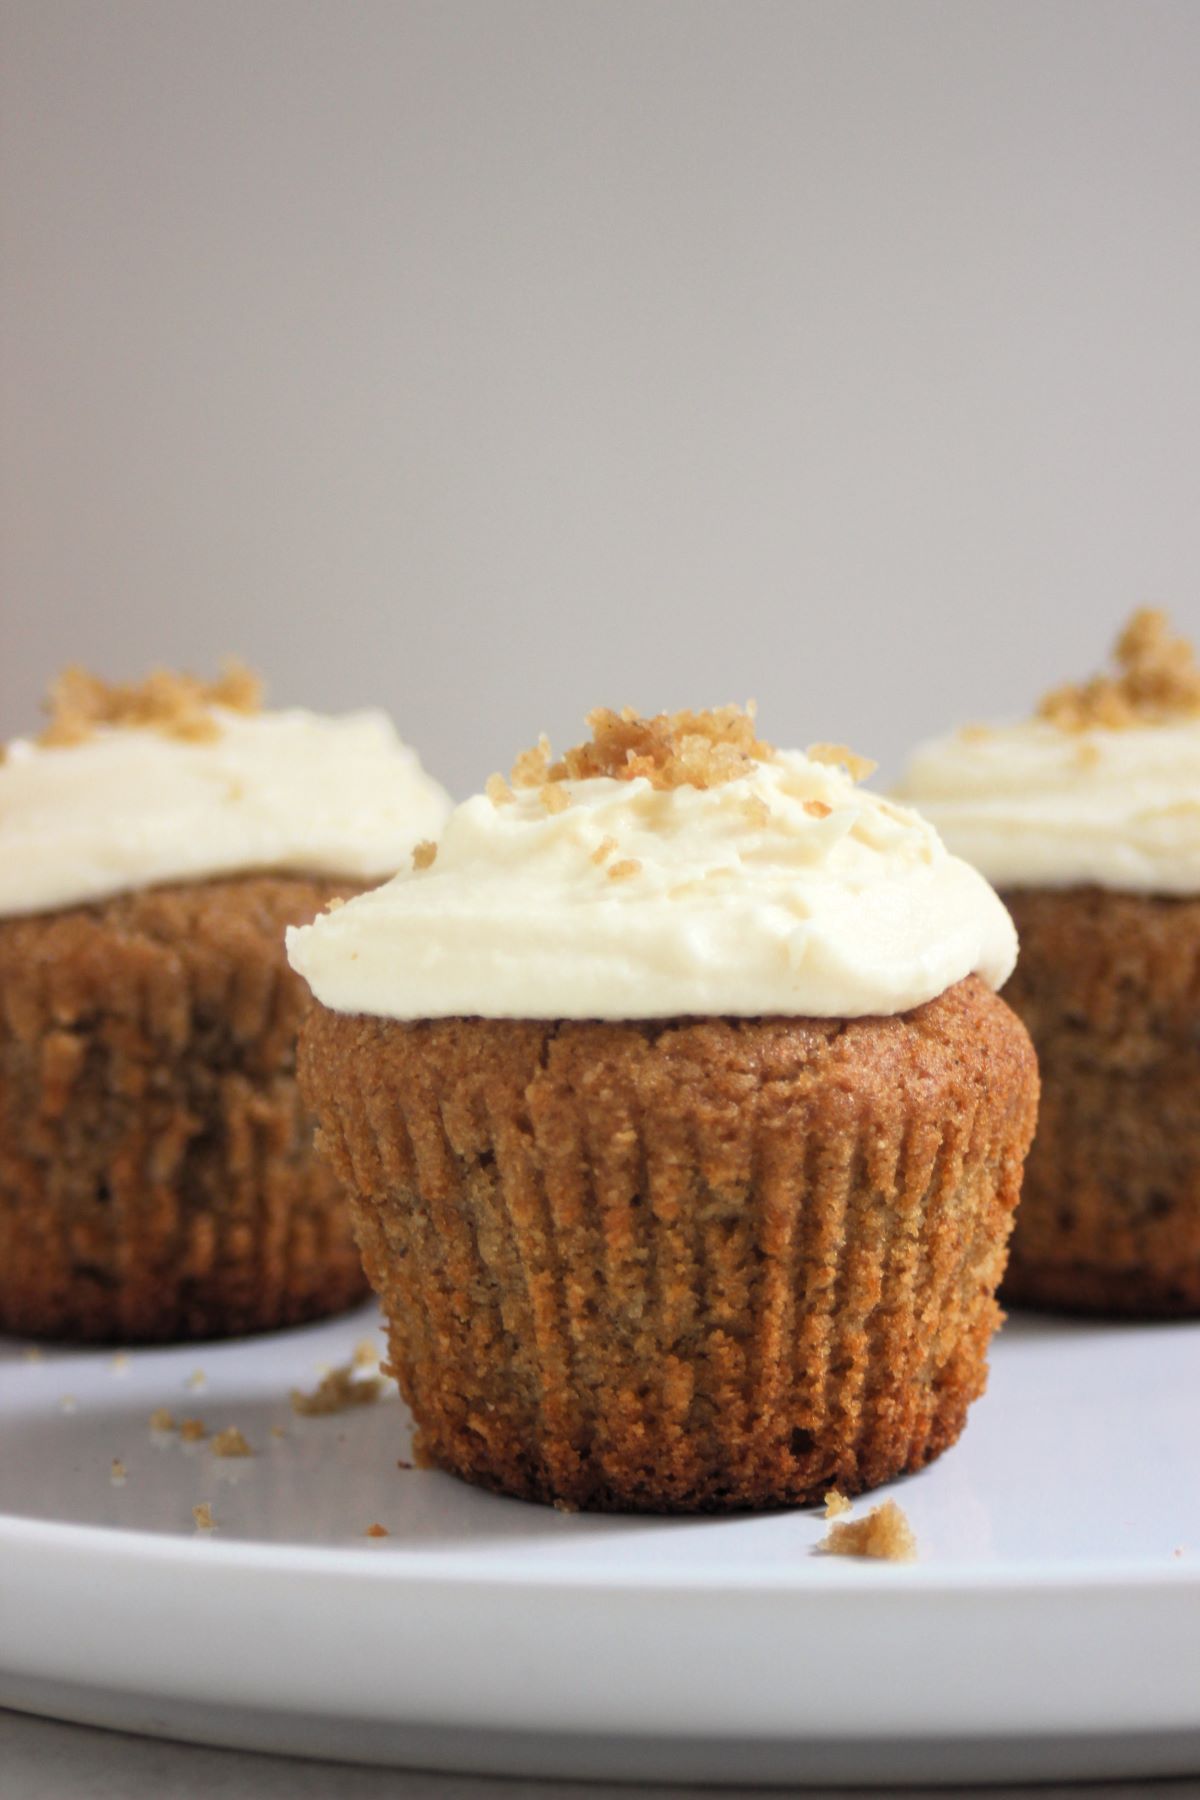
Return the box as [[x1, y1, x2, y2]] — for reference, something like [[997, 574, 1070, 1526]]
[[0, 664, 451, 1342], [899, 609, 1200, 1317], [289, 706, 1037, 1512]]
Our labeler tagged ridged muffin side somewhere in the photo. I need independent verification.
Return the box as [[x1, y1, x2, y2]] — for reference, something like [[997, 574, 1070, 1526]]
[[1001, 886, 1200, 1316], [0, 875, 370, 1342], [300, 975, 1037, 1512]]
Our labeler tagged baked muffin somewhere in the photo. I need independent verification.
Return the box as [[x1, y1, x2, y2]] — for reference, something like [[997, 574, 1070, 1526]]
[[900, 609, 1200, 1317], [0, 664, 451, 1342], [289, 707, 1036, 1512]]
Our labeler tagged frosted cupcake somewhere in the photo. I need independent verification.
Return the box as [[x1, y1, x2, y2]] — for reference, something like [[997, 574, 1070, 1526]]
[[289, 707, 1036, 1512], [900, 610, 1200, 1316], [0, 665, 450, 1342]]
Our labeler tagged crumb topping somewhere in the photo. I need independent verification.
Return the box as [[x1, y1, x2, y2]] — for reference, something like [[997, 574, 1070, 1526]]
[[110, 1458, 127, 1484], [818, 1499, 917, 1562], [1037, 609, 1200, 730], [210, 1425, 253, 1458], [179, 1418, 207, 1442], [607, 858, 642, 881], [364, 1522, 390, 1538], [508, 704, 774, 800], [149, 1408, 176, 1433], [290, 1364, 384, 1416], [192, 1500, 216, 1532], [411, 839, 438, 871], [353, 1337, 380, 1369], [823, 1488, 851, 1519], [37, 660, 263, 748], [806, 742, 878, 782]]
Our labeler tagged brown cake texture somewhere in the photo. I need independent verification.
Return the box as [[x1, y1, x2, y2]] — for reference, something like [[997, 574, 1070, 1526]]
[[1000, 885, 1200, 1316], [299, 975, 1037, 1513], [0, 874, 370, 1342]]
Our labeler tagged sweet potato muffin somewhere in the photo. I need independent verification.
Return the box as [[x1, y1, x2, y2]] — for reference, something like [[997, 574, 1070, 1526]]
[[0, 664, 451, 1341], [901, 610, 1200, 1316], [291, 706, 1036, 1511]]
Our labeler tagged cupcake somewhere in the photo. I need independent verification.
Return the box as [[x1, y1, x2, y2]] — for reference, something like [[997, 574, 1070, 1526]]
[[289, 706, 1036, 1512], [0, 664, 450, 1342], [899, 609, 1200, 1317]]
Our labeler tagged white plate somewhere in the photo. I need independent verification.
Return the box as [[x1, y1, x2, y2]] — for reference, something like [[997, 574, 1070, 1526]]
[[1, 1306, 1198, 1787]]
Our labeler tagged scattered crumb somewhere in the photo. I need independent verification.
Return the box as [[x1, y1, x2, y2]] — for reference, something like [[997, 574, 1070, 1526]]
[[179, 1418, 208, 1442], [210, 1426, 253, 1458], [324, 895, 345, 913], [824, 1488, 851, 1519], [290, 1364, 384, 1417], [59, 1395, 77, 1414], [411, 839, 438, 870], [192, 1501, 216, 1533], [353, 1337, 380, 1370], [149, 1408, 176, 1433], [21, 1346, 44, 1364], [539, 781, 570, 814], [509, 704, 773, 794], [1038, 609, 1200, 730], [485, 772, 513, 806], [110, 1458, 127, 1486], [396, 1458, 414, 1471], [607, 858, 641, 881], [818, 1499, 917, 1563], [364, 1522, 390, 1538], [270, 1425, 287, 1441], [806, 742, 878, 783], [110, 1352, 131, 1375], [39, 660, 261, 747], [590, 835, 617, 864], [186, 1369, 207, 1392], [804, 799, 833, 819]]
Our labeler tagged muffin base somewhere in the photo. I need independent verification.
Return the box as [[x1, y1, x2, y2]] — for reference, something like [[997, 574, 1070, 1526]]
[[0, 875, 371, 1343], [1001, 886, 1200, 1319], [301, 977, 1037, 1512]]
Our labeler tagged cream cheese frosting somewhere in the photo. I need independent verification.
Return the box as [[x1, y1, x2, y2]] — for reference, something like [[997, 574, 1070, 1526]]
[[897, 718, 1200, 895], [287, 743, 1017, 1021], [0, 708, 452, 917]]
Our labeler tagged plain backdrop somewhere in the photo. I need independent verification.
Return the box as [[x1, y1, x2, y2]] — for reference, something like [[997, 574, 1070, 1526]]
[[2, 0, 1199, 797]]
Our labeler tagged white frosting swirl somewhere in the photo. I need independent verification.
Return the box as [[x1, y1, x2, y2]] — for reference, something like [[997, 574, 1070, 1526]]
[[898, 719, 1200, 894], [287, 749, 1016, 1021], [0, 709, 451, 917]]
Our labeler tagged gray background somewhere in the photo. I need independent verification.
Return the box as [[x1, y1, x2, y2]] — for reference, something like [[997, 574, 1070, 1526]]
[[3, 0, 1200, 801]]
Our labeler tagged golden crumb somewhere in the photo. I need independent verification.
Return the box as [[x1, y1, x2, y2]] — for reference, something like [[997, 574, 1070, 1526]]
[[210, 1426, 253, 1458], [607, 858, 642, 882], [804, 799, 833, 819], [192, 1501, 216, 1533], [824, 1488, 851, 1519], [149, 1408, 176, 1433], [353, 1337, 380, 1370], [485, 772, 513, 806], [110, 1458, 127, 1484], [590, 835, 617, 864], [412, 839, 438, 871], [186, 1369, 207, 1392], [38, 660, 262, 748], [539, 782, 570, 814], [290, 1364, 384, 1417], [179, 1418, 207, 1442], [818, 1499, 917, 1562], [364, 1522, 390, 1538], [806, 743, 878, 783], [1038, 609, 1200, 730], [510, 704, 773, 794], [270, 1425, 287, 1440], [324, 895, 345, 913]]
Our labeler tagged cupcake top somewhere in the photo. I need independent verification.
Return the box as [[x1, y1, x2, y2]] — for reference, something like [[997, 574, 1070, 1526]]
[[0, 664, 452, 917], [898, 610, 1200, 895], [287, 704, 1016, 1021]]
